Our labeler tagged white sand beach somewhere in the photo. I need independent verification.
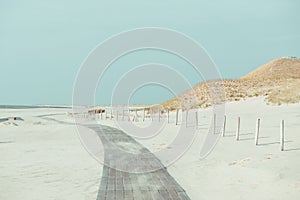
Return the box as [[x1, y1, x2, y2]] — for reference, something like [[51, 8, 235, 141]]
[[99, 97, 300, 200], [1, 97, 300, 200], [0, 108, 101, 200]]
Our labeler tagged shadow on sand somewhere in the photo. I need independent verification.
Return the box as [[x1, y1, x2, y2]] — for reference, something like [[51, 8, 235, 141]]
[[224, 132, 255, 137], [258, 140, 292, 146], [0, 141, 15, 144], [284, 147, 300, 152]]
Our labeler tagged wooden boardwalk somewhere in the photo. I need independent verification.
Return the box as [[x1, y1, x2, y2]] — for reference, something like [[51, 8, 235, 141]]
[[88, 125, 191, 200]]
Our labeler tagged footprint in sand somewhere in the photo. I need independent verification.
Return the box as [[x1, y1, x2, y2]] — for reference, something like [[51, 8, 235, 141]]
[[229, 157, 252, 166]]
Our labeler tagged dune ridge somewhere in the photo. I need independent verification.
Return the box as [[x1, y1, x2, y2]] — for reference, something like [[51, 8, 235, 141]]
[[159, 57, 300, 110]]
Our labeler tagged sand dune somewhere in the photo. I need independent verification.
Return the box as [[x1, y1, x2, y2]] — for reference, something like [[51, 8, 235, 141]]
[[240, 57, 300, 80], [159, 57, 300, 110]]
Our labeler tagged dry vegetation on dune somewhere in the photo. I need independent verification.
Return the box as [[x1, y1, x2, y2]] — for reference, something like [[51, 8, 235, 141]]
[[240, 57, 300, 80], [157, 57, 300, 110], [266, 78, 300, 105]]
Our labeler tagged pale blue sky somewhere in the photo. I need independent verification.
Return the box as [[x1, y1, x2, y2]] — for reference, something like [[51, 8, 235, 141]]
[[0, 0, 299, 105]]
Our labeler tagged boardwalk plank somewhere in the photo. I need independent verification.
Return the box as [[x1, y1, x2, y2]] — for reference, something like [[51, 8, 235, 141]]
[[90, 125, 191, 200]]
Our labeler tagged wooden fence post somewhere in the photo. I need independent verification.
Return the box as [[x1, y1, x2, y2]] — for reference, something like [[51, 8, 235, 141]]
[[151, 109, 153, 122], [167, 109, 170, 123], [255, 118, 260, 145], [128, 109, 130, 121], [158, 109, 161, 122], [236, 117, 240, 141], [135, 109, 138, 121], [280, 120, 284, 151], [222, 115, 226, 137], [175, 109, 179, 125], [185, 109, 189, 128]]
